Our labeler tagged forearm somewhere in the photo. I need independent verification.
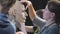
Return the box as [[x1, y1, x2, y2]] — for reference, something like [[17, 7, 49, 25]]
[[28, 3, 36, 21]]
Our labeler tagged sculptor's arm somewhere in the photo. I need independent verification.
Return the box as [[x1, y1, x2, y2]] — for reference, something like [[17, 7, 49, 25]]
[[27, 2, 37, 21]]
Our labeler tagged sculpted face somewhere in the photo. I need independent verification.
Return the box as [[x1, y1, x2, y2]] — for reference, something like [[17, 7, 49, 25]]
[[8, 1, 28, 23]]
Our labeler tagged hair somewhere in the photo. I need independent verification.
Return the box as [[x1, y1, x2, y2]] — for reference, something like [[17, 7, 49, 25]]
[[36, 9, 43, 18], [0, 0, 16, 14], [47, 1, 60, 25]]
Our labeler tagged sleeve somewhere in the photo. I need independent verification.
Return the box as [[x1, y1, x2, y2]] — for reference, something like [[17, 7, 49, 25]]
[[0, 13, 9, 23], [0, 13, 16, 34], [33, 15, 46, 28]]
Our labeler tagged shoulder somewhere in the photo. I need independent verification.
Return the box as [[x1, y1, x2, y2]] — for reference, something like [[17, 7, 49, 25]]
[[47, 24, 59, 34], [0, 13, 9, 23], [48, 24, 59, 29], [0, 13, 8, 19]]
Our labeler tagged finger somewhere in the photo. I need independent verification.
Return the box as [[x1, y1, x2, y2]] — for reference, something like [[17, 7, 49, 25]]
[[26, 1, 32, 9]]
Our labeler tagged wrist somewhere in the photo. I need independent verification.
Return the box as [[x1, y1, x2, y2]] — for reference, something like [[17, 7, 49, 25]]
[[26, 1, 32, 9]]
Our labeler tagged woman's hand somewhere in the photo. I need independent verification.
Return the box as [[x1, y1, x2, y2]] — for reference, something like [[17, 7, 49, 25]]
[[20, 1, 32, 10]]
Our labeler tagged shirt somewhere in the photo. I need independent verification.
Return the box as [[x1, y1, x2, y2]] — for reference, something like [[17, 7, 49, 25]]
[[33, 15, 59, 34], [0, 13, 16, 34]]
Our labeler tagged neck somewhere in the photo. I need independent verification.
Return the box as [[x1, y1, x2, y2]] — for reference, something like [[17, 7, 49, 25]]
[[45, 18, 55, 26]]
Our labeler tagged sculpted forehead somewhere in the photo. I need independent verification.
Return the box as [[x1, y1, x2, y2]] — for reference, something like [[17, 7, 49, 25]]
[[9, 1, 26, 15], [12, 1, 25, 11], [8, 1, 26, 21]]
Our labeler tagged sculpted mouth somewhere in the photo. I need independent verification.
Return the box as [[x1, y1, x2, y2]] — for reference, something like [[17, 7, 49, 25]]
[[21, 16, 26, 20], [23, 17, 26, 20]]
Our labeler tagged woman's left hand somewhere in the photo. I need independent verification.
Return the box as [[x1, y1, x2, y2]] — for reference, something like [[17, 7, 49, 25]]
[[20, 1, 32, 9]]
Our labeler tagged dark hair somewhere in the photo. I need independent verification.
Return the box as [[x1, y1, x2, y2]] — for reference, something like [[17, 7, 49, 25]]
[[36, 9, 43, 18], [48, 1, 60, 25], [0, 0, 16, 14]]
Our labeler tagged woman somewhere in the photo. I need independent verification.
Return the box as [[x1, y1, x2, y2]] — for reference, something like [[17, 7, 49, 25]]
[[20, 0, 59, 34]]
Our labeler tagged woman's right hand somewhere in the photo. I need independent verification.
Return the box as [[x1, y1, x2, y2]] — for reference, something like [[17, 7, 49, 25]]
[[20, 1, 32, 10]]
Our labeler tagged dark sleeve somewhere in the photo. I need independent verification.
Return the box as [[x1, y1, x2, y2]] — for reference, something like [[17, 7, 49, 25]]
[[33, 15, 46, 28], [0, 13, 9, 23], [0, 13, 16, 34]]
